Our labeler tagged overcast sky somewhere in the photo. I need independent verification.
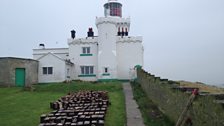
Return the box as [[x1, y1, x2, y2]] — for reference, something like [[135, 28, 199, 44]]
[[0, 0, 224, 85]]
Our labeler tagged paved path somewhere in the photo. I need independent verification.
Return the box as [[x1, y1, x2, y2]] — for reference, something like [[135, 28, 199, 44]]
[[123, 82, 145, 126]]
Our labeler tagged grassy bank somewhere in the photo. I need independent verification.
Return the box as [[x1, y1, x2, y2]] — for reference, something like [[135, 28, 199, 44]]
[[131, 81, 174, 126], [178, 81, 224, 93], [0, 81, 126, 126]]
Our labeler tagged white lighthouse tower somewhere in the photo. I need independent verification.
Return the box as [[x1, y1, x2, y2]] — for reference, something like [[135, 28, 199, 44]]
[[96, 0, 131, 80], [96, 0, 142, 81]]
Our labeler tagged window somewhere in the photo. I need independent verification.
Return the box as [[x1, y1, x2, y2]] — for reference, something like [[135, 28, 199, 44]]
[[90, 66, 94, 74], [48, 67, 53, 74], [42, 67, 53, 75], [80, 47, 93, 56], [102, 67, 110, 76], [43, 67, 47, 74], [85, 66, 90, 75], [82, 47, 90, 54], [81, 66, 85, 74], [80, 66, 94, 75], [104, 67, 108, 73]]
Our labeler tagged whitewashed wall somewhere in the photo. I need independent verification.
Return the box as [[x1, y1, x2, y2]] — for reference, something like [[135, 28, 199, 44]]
[[68, 38, 98, 81], [117, 36, 143, 80], [38, 54, 66, 83], [33, 48, 69, 60], [65, 63, 75, 82], [96, 17, 117, 80]]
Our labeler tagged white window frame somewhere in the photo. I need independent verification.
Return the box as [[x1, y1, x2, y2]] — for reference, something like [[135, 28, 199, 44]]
[[104, 67, 109, 73], [80, 66, 94, 75], [42, 67, 53, 75], [82, 47, 91, 54]]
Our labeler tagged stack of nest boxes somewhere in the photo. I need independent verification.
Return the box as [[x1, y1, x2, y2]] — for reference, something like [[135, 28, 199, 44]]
[[39, 91, 110, 126]]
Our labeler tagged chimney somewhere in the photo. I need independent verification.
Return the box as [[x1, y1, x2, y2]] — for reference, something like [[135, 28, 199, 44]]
[[121, 27, 124, 36], [125, 28, 128, 36], [71, 30, 76, 39], [117, 27, 121, 36], [87, 28, 94, 37], [39, 44, 45, 49]]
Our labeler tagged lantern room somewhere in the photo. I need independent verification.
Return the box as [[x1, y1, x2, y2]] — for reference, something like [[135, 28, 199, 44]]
[[104, 0, 122, 17]]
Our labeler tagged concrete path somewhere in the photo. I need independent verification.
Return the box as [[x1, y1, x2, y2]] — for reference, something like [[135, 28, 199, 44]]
[[123, 82, 145, 126]]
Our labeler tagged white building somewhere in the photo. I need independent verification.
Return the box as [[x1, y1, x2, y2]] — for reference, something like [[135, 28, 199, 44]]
[[33, 0, 144, 82]]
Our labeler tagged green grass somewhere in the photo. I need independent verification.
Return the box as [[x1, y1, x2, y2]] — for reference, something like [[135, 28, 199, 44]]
[[131, 82, 174, 126], [0, 81, 126, 126]]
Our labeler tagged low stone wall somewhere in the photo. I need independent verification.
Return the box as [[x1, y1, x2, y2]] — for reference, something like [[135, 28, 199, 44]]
[[136, 68, 224, 126]]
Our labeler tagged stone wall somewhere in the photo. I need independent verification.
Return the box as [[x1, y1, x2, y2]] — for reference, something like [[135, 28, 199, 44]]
[[0, 59, 10, 85], [136, 68, 224, 126]]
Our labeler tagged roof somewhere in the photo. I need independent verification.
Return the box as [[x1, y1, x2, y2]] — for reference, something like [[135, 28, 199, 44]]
[[33, 48, 68, 51], [37, 52, 74, 65], [0, 57, 38, 62]]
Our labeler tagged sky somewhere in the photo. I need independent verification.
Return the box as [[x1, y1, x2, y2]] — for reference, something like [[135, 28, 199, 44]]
[[0, 0, 224, 85]]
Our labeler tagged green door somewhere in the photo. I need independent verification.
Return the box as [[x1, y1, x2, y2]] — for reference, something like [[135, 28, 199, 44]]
[[15, 68, 25, 87]]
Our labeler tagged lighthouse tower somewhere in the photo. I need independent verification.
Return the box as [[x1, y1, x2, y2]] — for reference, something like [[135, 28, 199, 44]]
[[96, 0, 131, 80]]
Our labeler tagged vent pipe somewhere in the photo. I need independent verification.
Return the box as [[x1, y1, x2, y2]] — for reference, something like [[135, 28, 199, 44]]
[[39, 44, 45, 49]]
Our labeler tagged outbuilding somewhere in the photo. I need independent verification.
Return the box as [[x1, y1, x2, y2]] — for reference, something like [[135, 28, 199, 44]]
[[37, 52, 74, 83], [0, 57, 38, 87]]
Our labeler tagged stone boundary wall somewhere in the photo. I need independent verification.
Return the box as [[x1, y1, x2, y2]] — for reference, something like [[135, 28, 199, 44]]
[[136, 68, 224, 126]]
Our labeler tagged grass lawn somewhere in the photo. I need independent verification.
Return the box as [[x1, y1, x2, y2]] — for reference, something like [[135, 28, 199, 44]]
[[131, 82, 174, 126], [0, 81, 126, 126]]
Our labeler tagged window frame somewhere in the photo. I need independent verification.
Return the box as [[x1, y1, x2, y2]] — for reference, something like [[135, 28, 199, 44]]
[[48, 67, 53, 74], [43, 67, 47, 75], [42, 67, 53, 75], [102, 67, 110, 76], [82, 47, 91, 54], [80, 66, 94, 75], [104, 67, 108, 73]]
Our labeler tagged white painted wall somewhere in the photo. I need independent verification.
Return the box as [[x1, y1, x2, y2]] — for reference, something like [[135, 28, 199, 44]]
[[38, 54, 67, 83], [65, 63, 74, 82], [96, 17, 134, 80], [117, 36, 143, 80], [33, 48, 69, 60], [68, 38, 98, 81], [96, 17, 117, 80]]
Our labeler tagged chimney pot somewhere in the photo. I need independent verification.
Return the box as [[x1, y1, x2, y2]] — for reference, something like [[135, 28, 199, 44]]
[[71, 30, 76, 39], [39, 44, 45, 49], [87, 27, 94, 37]]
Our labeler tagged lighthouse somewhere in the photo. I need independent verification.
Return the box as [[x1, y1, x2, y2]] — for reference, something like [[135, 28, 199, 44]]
[[33, 0, 143, 83], [96, 0, 136, 80], [96, 0, 131, 80]]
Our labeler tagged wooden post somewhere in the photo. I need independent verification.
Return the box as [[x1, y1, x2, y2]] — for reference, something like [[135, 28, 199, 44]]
[[175, 89, 198, 126]]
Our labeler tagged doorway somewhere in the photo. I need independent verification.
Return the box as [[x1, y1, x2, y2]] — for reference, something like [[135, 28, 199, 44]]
[[15, 68, 25, 87]]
